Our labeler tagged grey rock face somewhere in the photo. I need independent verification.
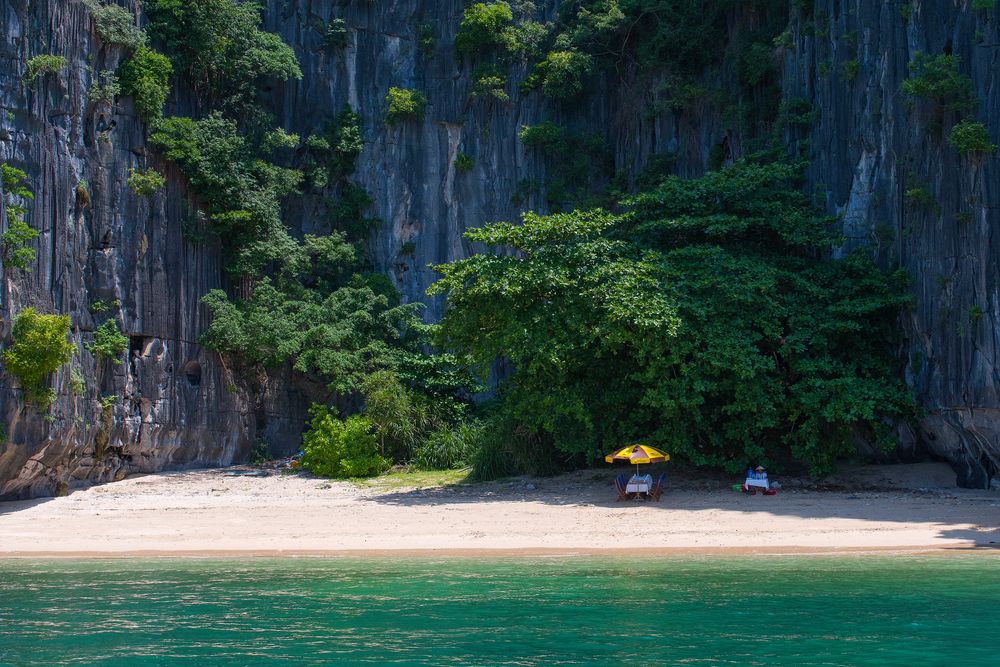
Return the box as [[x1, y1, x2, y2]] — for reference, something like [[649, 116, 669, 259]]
[[781, 1, 1000, 487], [0, 0, 250, 499], [0, 0, 998, 497]]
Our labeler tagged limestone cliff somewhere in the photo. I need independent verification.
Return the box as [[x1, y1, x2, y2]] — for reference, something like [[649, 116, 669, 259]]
[[0, 0, 997, 497]]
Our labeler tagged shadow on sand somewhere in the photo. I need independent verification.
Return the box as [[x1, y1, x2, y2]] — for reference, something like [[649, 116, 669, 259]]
[[365, 464, 1000, 548]]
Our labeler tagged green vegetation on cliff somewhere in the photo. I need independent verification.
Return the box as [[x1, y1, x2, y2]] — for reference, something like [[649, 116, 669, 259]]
[[1, 164, 38, 271], [431, 161, 912, 476], [3, 309, 74, 407]]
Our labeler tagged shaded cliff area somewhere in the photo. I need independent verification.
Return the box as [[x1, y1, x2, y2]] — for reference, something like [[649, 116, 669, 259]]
[[0, 0, 998, 498]]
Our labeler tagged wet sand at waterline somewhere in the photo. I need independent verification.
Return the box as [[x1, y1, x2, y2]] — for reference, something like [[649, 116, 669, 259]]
[[0, 463, 996, 556]]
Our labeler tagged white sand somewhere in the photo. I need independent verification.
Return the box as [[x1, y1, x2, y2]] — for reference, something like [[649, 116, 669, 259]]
[[0, 463, 997, 556]]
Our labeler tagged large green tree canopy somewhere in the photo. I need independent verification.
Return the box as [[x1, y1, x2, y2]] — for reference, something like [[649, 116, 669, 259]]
[[430, 161, 913, 474]]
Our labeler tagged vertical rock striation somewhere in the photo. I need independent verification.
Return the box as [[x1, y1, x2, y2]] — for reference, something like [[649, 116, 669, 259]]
[[0, 0, 997, 497]]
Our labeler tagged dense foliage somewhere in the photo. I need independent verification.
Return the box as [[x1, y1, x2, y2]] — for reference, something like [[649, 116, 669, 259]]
[[455, 2, 514, 56], [82, 0, 145, 50], [430, 161, 913, 475], [902, 53, 976, 114], [3, 309, 75, 407], [200, 275, 418, 394], [136, 3, 484, 477], [119, 46, 173, 123], [1, 164, 38, 271], [147, 0, 300, 111]]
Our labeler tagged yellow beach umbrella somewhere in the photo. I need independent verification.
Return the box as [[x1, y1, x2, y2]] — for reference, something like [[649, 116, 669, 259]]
[[604, 444, 669, 477]]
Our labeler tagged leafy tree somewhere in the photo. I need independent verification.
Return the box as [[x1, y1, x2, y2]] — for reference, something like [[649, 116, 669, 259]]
[[150, 112, 302, 270], [948, 120, 996, 155], [470, 66, 509, 102], [430, 161, 912, 475], [902, 53, 976, 114], [455, 2, 514, 56], [127, 168, 167, 196], [300, 407, 390, 478], [201, 274, 420, 394], [147, 0, 301, 109], [119, 46, 173, 123], [3, 309, 75, 407], [532, 49, 593, 99], [301, 106, 364, 189], [24, 55, 65, 85], [384, 87, 427, 124], [88, 70, 121, 105], [0, 164, 38, 271], [82, 0, 146, 50]]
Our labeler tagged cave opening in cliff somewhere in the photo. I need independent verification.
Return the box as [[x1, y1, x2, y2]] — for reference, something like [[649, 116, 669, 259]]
[[129, 335, 146, 358], [183, 361, 202, 387]]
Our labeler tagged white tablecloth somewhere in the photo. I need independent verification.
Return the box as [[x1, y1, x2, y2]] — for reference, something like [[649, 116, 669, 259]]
[[626, 482, 650, 493]]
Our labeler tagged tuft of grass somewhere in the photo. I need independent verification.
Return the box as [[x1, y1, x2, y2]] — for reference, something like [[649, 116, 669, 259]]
[[354, 467, 470, 491]]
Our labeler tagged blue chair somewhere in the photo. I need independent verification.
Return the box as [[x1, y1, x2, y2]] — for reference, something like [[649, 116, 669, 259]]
[[649, 472, 666, 501], [614, 473, 630, 501]]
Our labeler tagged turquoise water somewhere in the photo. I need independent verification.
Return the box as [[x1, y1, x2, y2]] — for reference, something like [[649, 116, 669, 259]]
[[1, 556, 998, 665]]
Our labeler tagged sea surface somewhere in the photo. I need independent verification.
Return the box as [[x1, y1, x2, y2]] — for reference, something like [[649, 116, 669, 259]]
[[1, 555, 998, 665]]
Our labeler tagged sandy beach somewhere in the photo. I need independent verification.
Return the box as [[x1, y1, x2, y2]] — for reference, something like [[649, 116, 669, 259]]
[[0, 463, 996, 557]]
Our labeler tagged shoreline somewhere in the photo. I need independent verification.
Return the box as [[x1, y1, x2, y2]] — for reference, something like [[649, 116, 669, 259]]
[[2, 462, 997, 558], [3, 544, 1000, 560]]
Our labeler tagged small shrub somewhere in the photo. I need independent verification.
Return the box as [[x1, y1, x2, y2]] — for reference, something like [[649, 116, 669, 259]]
[[737, 42, 775, 88], [773, 29, 793, 49], [412, 421, 484, 470], [76, 180, 91, 209], [455, 2, 514, 56], [972, 0, 994, 10], [89, 319, 128, 365], [469, 424, 518, 481], [0, 164, 38, 270], [128, 168, 166, 196], [250, 438, 269, 465], [417, 22, 435, 56], [471, 66, 509, 102], [2, 308, 74, 407], [969, 304, 984, 322], [840, 59, 860, 82], [301, 406, 391, 478], [667, 82, 708, 112], [70, 368, 86, 395], [948, 119, 996, 155], [88, 70, 120, 104], [24, 55, 66, 85], [519, 121, 567, 153], [455, 152, 474, 173], [399, 240, 417, 255], [323, 18, 348, 49], [119, 46, 173, 123], [384, 87, 426, 124], [905, 184, 940, 214], [82, 0, 145, 50]]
